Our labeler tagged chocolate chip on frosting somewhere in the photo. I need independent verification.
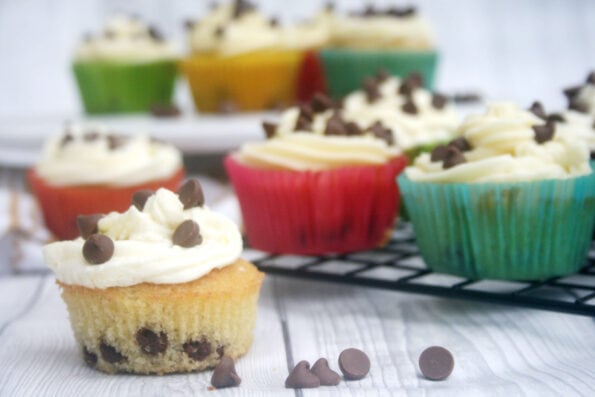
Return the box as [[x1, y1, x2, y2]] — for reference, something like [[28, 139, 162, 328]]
[[83, 234, 114, 264], [269, 17, 279, 27], [311, 358, 341, 386], [419, 346, 454, 381], [183, 339, 212, 361], [338, 348, 370, 380], [449, 137, 472, 152], [344, 121, 362, 136], [285, 361, 320, 389], [177, 179, 205, 209], [363, 78, 381, 103], [213, 25, 225, 38], [431, 93, 448, 110], [528, 101, 546, 119], [262, 121, 278, 139], [310, 93, 334, 113], [211, 356, 242, 389], [295, 115, 312, 131], [148, 25, 164, 42], [325, 114, 347, 135], [546, 113, 565, 123], [298, 103, 314, 121], [443, 146, 466, 169], [376, 68, 390, 83], [173, 220, 203, 248], [388, 5, 417, 17], [77, 214, 104, 239], [100, 341, 126, 364], [136, 328, 168, 355], [533, 121, 556, 144], [60, 133, 74, 147], [131, 189, 154, 211], [569, 100, 588, 113], [563, 85, 582, 101], [83, 132, 100, 141], [399, 73, 424, 96], [430, 144, 448, 162], [586, 71, 595, 84], [401, 99, 418, 114], [107, 134, 128, 150], [184, 19, 196, 30], [367, 121, 394, 145]]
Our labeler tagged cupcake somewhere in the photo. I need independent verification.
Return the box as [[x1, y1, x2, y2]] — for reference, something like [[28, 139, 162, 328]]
[[73, 15, 178, 114], [399, 103, 595, 280], [182, 1, 328, 112], [28, 126, 184, 240], [42, 180, 264, 374], [309, 4, 437, 99], [342, 71, 459, 160], [225, 93, 408, 255]]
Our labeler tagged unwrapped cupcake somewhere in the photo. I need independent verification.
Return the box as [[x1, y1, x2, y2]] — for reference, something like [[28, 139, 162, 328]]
[[182, 0, 328, 112], [73, 15, 178, 114], [225, 93, 408, 254], [43, 180, 264, 374], [399, 103, 595, 280], [28, 126, 184, 240]]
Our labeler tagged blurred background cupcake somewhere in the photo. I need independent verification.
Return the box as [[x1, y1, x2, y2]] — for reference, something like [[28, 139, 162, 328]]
[[182, 0, 329, 113], [73, 14, 178, 114], [306, 3, 437, 100], [28, 125, 185, 240]]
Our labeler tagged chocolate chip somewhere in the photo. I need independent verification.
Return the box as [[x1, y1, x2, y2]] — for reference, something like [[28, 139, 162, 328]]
[[448, 137, 472, 152], [430, 145, 448, 162], [362, 4, 375, 16], [107, 134, 128, 150], [528, 101, 546, 119], [546, 113, 565, 123], [148, 25, 163, 42], [563, 85, 582, 100], [363, 78, 381, 102], [76, 214, 104, 239], [83, 234, 114, 265], [214, 25, 225, 38], [586, 71, 595, 84], [311, 358, 341, 386], [60, 133, 74, 147], [431, 93, 448, 110], [388, 6, 417, 17], [150, 103, 181, 117], [100, 341, 126, 364], [298, 103, 314, 121], [136, 328, 167, 355], [402, 99, 418, 115], [451, 92, 482, 104], [184, 19, 196, 30], [569, 100, 588, 113], [376, 68, 390, 82], [367, 122, 394, 145], [131, 189, 154, 211], [403, 72, 424, 89], [83, 347, 97, 366], [344, 121, 362, 136], [325, 115, 346, 136], [178, 179, 205, 209], [269, 17, 279, 27], [83, 132, 100, 141], [211, 356, 241, 389], [311, 93, 334, 113], [173, 220, 202, 248], [218, 99, 237, 113], [262, 121, 278, 139], [232, 0, 255, 18], [183, 339, 212, 361], [285, 361, 320, 389], [533, 121, 556, 144], [338, 348, 370, 380], [443, 146, 466, 169], [419, 346, 454, 381], [295, 115, 312, 131]]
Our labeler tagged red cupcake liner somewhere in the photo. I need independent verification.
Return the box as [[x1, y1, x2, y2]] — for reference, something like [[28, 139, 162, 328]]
[[225, 155, 407, 255], [28, 168, 185, 240]]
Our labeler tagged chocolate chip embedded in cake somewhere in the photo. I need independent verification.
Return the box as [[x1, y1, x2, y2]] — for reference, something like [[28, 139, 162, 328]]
[[183, 339, 212, 361], [136, 328, 168, 355]]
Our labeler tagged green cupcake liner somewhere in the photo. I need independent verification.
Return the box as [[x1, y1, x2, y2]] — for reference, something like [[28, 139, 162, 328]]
[[319, 49, 438, 99], [398, 171, 595, 280], [72, 60, 178, 114]]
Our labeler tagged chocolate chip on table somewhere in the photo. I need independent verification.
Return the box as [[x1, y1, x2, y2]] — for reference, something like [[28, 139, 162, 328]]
[[528, 101, 546, 119], [262, 121, 278, 139], [533, 121, 556, 144], [363, 77, 381, 102], [83, 234, 114, 264], [136, 328, 168, 355], [311, 358, 341, 386], [150, 103, 181, 117], [173, 220, 203, 248], [211, 356, 242, 389], [418, 346, 454, 381], [178, 179, 205, 209], [310, 93, 334, 113], [338, 348, 370, 380], [431, 93, 448, 110], [100, 341, 126, 364], [77, 214, 104, 239], [443, 146, 466, 169], [285, 361, 321, 389], [131, 189, 154, 211], [83, 347, 97, 366], [430, 145, 448, 162], [449, 137, 472, 152], [401, 99, 418, 115], [183, 339, 212, 361]]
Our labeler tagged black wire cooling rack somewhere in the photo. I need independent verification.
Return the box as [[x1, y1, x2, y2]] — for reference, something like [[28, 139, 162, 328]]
[[248, 223, 595, 317]]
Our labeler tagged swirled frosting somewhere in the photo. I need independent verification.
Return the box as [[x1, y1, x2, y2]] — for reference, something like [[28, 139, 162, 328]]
[[187, 2, 328, 56], [406, 103, 592, 183], [75, 15, 177, 62], [342, 75, 459, 150], [556, 110, 595, 152], [35, 126, 182, 187], [43, 187, 243, 289]]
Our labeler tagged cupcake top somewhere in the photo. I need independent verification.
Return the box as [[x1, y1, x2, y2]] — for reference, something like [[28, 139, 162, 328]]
[[75, 15, 177, 62], [187, 1, 328, 56], [237, 93, 400, 171], [326, 4, 434, 50], [342, 72, 459, 150], [35, 126, 182, 187], [406, 103, 592, 183], [42, 180, 243, 289]]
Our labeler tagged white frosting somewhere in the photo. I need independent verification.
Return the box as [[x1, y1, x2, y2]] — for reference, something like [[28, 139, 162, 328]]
[[43, 188, 243, 289], [406, 103, 592, 183], [35, 126, 182, 187], [342, 77, 460, 150], [75, 15, 177, 62], [556, 110, 595, 152]]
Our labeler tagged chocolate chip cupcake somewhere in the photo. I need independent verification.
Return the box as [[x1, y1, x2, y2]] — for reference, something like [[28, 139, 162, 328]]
[[42, 179, 264, 374], [399, 103, 594, 280]]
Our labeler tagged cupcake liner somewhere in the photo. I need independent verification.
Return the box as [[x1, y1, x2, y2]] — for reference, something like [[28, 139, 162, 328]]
[[72, 60, 178, 114], [398, 171, 595, 280], [225, 155, 408, 255], [28, 168, 185, 240], [181, 50, 303, 112], [318, 49, 438, 98]]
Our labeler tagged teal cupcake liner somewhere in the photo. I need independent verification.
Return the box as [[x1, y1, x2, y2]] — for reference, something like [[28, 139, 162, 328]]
[[398, 171, 595, 280], [72, 60, 178, 114], [319, 49, 438, 99]]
